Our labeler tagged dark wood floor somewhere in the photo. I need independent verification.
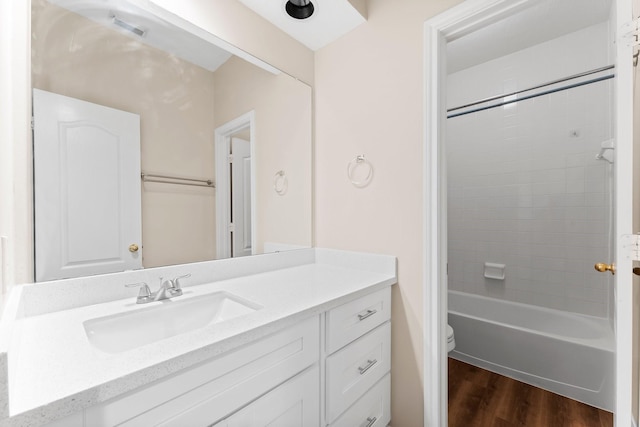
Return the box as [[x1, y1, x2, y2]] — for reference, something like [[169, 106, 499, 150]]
[[448, 358, 613, 427]]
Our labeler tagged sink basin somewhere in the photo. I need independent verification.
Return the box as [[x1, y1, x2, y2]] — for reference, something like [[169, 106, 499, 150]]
[[83, 292, 261, 353]]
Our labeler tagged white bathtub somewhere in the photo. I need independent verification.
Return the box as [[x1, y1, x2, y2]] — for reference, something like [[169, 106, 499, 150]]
[[448, 290, 614, 411]]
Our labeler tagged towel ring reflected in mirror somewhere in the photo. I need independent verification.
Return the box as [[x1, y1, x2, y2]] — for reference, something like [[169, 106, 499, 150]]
[[347, 155, 373, 188], [274, 170, 288, 195]]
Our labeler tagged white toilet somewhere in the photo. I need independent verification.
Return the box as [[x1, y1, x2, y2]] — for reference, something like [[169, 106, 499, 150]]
[[447, 324, 456, 353]]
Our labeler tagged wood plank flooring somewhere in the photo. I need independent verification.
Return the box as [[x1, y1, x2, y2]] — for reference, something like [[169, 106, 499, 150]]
[[448, 358, 613, 427]]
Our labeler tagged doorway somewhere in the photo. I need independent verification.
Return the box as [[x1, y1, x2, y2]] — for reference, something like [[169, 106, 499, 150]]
[[423, 0, 635, 426], [214, 111, 256, 259]]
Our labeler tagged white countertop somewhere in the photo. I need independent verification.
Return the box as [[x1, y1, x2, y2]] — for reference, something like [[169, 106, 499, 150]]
[[0, 248, 396, 426]]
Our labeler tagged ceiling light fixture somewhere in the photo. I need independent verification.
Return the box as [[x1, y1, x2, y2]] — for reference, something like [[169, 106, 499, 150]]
[[285, 0, 315, 20], [112, 15, 146, 37]]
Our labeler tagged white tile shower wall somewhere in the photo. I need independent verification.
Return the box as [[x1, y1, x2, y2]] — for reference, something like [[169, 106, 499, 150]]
[[446, 23, 613, 317]]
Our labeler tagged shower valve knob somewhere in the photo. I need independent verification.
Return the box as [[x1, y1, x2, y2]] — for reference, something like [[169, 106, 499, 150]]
[[594, 262, 616, 275]]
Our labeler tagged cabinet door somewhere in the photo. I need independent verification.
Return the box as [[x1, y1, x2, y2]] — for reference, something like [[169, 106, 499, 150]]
[[93, 316, 319, 427], [226, 365, 319, 427], [329, 374, 390, 427], [326, 322, 391, 423]]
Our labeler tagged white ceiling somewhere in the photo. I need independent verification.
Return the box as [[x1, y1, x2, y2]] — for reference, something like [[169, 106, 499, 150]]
[[447, 0, 613, 73], [236, 0, 366, 51]]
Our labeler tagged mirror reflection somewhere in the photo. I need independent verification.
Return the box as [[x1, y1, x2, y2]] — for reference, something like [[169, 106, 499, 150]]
[[31, 0, 312, 282]]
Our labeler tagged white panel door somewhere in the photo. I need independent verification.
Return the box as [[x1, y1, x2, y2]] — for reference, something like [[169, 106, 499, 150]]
[[231, 137, 252, 258], [33, 89, 142, 281]]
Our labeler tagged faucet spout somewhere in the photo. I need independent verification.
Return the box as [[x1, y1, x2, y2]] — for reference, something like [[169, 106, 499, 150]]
[[152, 278, 183, 301], [125, 274, 188, 304]]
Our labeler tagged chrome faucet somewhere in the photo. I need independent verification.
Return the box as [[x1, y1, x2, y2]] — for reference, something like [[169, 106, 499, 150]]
[[125, 273, 191, 304]]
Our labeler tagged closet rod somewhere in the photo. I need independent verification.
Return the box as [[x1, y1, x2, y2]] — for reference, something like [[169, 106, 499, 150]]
[[447, 74, 614, 119], [141, 173, 215, 188], [447, 64, 615, 116]]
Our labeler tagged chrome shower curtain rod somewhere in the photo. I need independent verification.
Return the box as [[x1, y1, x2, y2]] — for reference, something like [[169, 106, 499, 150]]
[[447, 64, 615, 119]]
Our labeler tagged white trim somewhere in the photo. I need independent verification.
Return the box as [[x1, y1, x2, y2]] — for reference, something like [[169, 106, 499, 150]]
[[214, 111, 256, 259], [423, 17, 448, 427], [426, 0, 533, 42], [614, 0, 635, 426], [423, 0, 633, 426]]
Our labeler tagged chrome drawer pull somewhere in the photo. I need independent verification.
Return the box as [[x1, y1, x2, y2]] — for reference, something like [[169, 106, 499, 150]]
[[358, 309, 377, 321], [364, 416, 377, 427], [358, 359, 378, 375]]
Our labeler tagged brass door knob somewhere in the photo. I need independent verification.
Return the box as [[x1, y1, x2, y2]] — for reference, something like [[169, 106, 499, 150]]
[[129, 244, 139, 253], [633, 267, 640, 276], [594, 263, 615, 275]]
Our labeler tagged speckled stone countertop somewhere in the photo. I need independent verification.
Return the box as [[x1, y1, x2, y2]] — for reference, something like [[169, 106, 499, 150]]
[[0, 248, 396, 426]]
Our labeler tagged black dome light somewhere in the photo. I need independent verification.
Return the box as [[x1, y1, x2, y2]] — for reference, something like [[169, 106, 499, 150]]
[[285, 0, 314, 19]]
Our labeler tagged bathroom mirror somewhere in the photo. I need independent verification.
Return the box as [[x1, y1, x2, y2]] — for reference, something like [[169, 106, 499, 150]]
[[31, 0, 312, 281]]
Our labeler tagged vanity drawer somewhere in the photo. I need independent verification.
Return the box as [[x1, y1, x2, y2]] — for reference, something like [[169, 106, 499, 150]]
[[329, 374, 390, 427], [86, 316, 319, 427], [325, 322, 391, 423], [326, 287, 390, 354]]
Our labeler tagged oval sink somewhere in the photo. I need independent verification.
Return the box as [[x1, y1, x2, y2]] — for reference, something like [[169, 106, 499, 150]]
[[83, 291, 261, 353]]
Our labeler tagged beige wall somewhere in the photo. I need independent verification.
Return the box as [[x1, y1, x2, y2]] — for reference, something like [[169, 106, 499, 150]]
[[0, 0, 32, 307], [31, 0, 217, 268], [214, 56, 312, 252], [314, 0, 461, 425]]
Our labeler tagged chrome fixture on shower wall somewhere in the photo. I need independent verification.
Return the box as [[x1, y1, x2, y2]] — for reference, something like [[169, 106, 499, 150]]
[[596, 139, 615, 163], [285, 0, 314, 19]]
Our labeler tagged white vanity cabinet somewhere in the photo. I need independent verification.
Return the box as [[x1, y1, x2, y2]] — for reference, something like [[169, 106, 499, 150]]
[[45, 316, 320, 427], [95, 317, 318, 427], [3, 249, 398, 427], [42, 286, 392, 427]]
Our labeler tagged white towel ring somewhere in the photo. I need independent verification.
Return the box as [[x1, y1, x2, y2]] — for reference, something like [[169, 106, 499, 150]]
[[347, 155, 373, 188], [274, 170, 288, 195]]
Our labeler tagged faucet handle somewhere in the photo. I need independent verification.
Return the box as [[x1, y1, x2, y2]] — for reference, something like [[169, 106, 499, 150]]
[[126, 282, 152, 303], [173, 273, 191, 290]]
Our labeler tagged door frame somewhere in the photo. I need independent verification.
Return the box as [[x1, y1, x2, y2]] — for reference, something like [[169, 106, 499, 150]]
[[422, 0, 634, 426], [230, 137, 252, 258], [613, 0, 635, 425], [214, 111, 256, 259]]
